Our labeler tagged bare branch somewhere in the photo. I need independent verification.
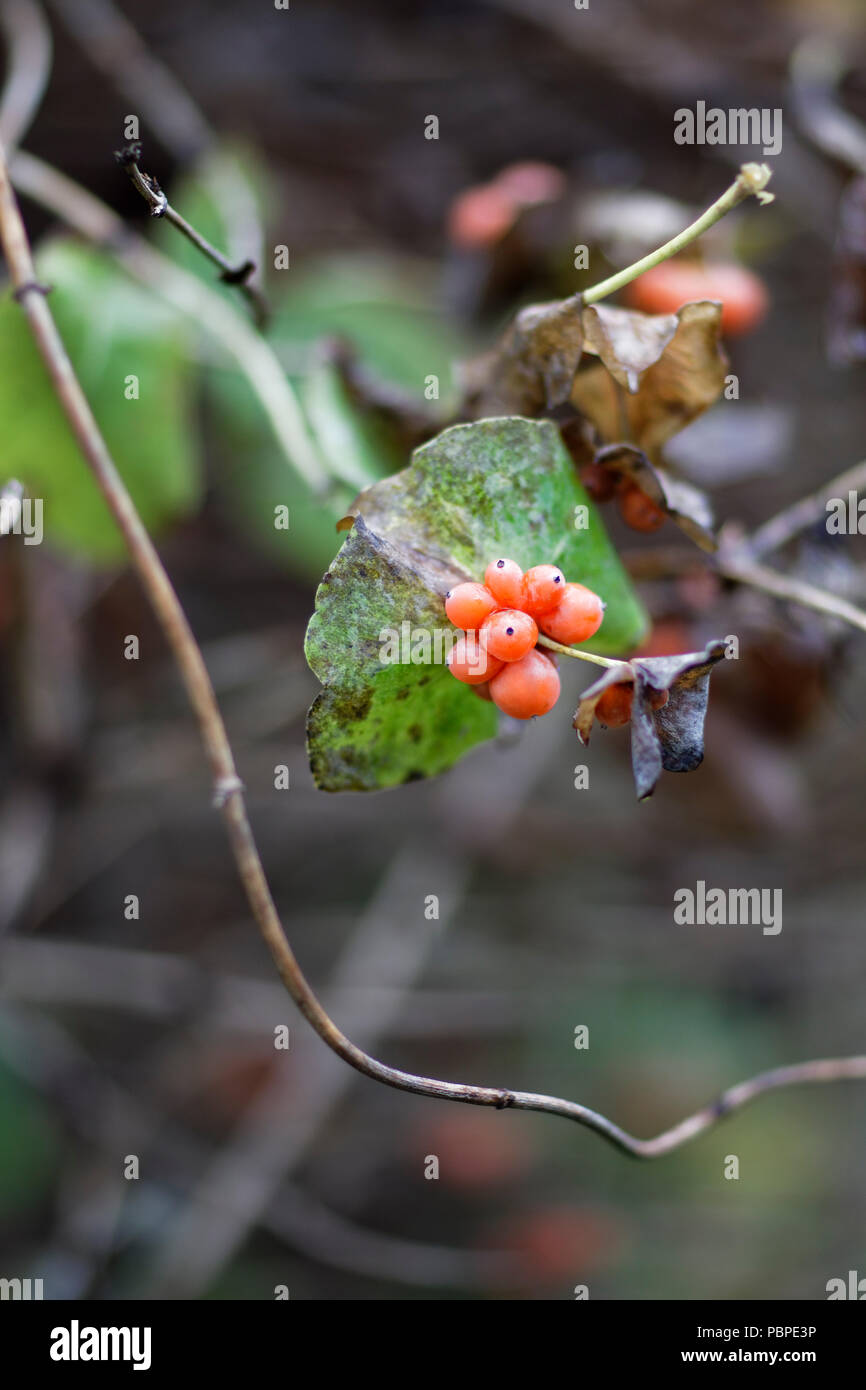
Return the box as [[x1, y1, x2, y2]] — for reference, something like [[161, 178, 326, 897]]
[[0, 0, 51, 151], [115, 138, 269, 328], [748, 458, 866, 558]]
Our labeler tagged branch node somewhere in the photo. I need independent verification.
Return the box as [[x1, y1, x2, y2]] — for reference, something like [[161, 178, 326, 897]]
[[219, 259, 255, 286], [11, 278, 51, 301], [212, 774, 245, 808]]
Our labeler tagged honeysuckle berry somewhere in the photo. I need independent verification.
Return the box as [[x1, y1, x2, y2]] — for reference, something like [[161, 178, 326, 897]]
[[481, 608, 538, 662], [521, 564, 566, 616], [447, 634, 504, 685], [489, 648, 561, 719], [595, 683, 633, 727], [539, 582, 605, 645], [444, 581, 499, 630], [625, 260, 769, 337], [617, 483, 666, 533], [484, 557, 524, 607]]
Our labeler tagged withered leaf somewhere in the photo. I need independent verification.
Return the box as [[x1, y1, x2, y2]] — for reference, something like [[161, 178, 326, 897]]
[[570, 300, 728, 456], [574, 640, 727, 799], [460, 292, 584, 416], [581, 303, 680, 393], [595, 443, 717, 552]]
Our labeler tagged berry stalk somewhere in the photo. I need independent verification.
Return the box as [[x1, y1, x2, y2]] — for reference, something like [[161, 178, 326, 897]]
[[581, 162, 774, 308], [535, 633, 620, 668]]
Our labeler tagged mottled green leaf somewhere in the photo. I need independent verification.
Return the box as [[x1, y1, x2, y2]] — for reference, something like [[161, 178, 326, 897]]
[[306, 416, 648, 791]]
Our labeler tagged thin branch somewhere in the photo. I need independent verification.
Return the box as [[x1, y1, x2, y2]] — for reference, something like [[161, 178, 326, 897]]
[[718, 546, 866, 636], [1, 140, 864, 1160], [0, 0, 51, 151], [115, 139, 269, 328], [748, 459, 866, 558], [582, 163, 774, 307], [8, 149, 358, 495]]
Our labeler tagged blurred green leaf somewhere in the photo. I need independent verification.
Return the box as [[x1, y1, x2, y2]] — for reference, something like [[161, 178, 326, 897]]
[[0, 1062, 59, 1218], [271, 254, 468, 407], [0, 239, 199, 561]]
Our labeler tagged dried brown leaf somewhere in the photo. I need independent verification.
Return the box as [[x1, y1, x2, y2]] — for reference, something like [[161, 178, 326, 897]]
[[571, 300, 728, 455], [581, 302, 680, 393], [596, 443, 717, 552], [574, 639, 727, 799], [460, 293, 584, 416]]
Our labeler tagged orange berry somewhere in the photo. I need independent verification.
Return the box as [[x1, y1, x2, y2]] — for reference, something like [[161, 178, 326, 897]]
[[624, 260, 769, 337], [481, 608, 538, 661], [617, 484, 666, 533], [521, 564, 566, 616], [490, 649, 561, 719], [580, 461, 617, 503], [444, 581, 498, 630], [447, 634, 504, 685], [493, 160, 566, 206], [539, 582, 604, 645], [448, 184, 515, 250], [595, 683, 633, 727], [484, 558, 524, 608]]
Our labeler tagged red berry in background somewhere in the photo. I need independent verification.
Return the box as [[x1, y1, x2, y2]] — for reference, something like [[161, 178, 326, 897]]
[[521, 564, 566, 616], [444, 581, 498, 630], [539, 582, 605, 645], [502, 1205, 623, 1282], [493, 160, 566, 206], [481, 608, 538, 662], [624, 259, 769, 337], [490, 648, 561, 718], [647, 686, 669, 711], [447, 634, 504, 685], [580, 461, 618, 503], [484, 557, 524, 608], [595, 682, 634, 727], [634, 618, 693, 658], [411, 1111, 533, 1189], [617, 483, 666, 533], [473, 680, 494, 702], [447, 183, 516, 250]]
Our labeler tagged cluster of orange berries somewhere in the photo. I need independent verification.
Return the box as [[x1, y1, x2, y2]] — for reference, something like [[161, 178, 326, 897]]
[[445, 559, 604, 720]]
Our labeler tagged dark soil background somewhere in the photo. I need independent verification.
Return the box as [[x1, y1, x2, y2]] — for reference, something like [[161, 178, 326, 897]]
[[2, 0, 866, 1300]]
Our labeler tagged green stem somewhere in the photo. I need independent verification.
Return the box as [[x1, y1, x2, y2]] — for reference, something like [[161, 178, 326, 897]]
[[582, 162, 774, 307], [536, 634, 620, 667]]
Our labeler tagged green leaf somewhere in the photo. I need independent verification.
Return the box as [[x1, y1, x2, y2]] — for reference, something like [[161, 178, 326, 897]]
[[306, 416, 648, 791], [206, 360, 394, 582], [0, 239, 199, 561], [271, 254, 468, 407]]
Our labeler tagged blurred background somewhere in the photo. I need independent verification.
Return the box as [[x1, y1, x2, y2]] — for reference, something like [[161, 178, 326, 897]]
[[1, 0, 866, 1300]]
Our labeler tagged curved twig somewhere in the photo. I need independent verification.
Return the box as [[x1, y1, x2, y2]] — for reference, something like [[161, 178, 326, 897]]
[[1, 140, 864, 1159], [0, 0, 51, 151]]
